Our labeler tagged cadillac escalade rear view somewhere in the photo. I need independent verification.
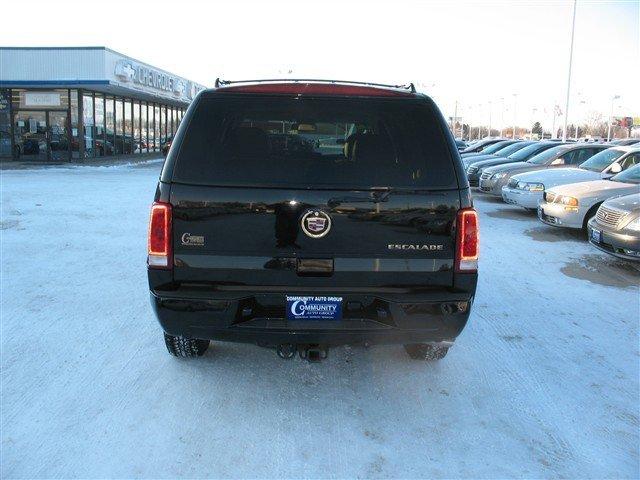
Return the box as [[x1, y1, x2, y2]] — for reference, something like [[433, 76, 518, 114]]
[[147, 80, 478, 362]]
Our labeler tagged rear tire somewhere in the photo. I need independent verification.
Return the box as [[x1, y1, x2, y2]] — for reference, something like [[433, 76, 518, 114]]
[[164, 333, 209, 357], [404, 343, 449, 361]]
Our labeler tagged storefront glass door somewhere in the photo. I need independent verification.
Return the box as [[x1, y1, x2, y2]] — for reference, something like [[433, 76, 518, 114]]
[[47, 111, 70, 161], [13, 110, 70, 161]]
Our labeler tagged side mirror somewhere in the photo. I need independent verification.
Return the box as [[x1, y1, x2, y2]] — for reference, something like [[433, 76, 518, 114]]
[[551, 158, 565, 165], [609, 163, 622, 174]]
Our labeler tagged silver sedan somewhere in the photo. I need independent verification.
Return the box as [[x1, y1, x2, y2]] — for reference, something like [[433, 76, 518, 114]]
[[537, 164, 640, 230]]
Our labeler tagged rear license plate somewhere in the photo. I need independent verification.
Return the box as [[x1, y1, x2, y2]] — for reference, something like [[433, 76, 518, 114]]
[[591, 228, 602, 243], [286, 296, 343, 321]]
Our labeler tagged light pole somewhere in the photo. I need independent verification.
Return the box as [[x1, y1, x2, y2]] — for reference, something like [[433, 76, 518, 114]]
[[467, 105, 473, 141], [477, 104, 482, 139], [562, 0, 577, 142], [488, 101, 492, 137], [500, 97, 505, 137], [512, 94, 518, 139], [607, 94, 621, 141]]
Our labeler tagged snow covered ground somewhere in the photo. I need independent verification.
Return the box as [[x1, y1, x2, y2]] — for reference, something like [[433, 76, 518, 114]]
[[1, 161, 639, 479]]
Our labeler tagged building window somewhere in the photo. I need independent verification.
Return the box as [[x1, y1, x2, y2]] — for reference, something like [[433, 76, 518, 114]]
[[105, 96, 114, 156], [0, 89, 11, 159], [70, 90, 80, 159], [115, 98, 124, 154], [132, 101, 139, 153], [94, 94, 105, 157], [154, 104, 160, 152], [141, 102, 148, 153], [83, 93, 95, 158], [124, 99, 132, 154]]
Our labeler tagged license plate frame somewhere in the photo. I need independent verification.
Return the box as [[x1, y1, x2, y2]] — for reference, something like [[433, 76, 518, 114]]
[[286, 295, 343, 321], [591, 228, 602, 243]]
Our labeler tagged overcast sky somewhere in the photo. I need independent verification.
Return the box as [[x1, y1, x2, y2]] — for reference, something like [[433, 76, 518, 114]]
[[1, 0, 638, 130]]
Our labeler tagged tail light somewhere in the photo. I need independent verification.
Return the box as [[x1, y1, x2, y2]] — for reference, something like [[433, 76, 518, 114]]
[[455, 208, 479, 273], [148, 202, 172, 269]]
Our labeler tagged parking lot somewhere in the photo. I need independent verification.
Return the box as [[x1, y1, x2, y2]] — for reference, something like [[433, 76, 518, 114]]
[[1, 160, 638, 478]]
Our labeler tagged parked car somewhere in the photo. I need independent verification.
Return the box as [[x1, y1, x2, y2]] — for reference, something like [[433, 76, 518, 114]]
[[454, 139, 467, 152], [462, 141, 532, 170], [538, 164, 640, 231], [466, 141, 559, 187], [461, 139, 520, 159], [148, 80, 478, 361], [502, 146, 640, 210], [161, 135, 174, 156], [588, 192, 640, 261], [459, 137, 506, 154], [609, 138, 640, 146], [479, 144, 609, 196]]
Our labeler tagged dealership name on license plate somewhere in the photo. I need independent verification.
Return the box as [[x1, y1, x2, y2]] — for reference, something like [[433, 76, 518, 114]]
[[286, 296, 343, 320]]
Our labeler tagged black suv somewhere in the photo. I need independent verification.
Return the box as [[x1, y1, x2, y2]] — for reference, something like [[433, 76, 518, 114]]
[[147, 80, 478, 362]]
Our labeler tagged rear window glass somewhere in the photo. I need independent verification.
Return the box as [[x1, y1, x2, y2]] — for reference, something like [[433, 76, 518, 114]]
[[173, 95, 457, 189]]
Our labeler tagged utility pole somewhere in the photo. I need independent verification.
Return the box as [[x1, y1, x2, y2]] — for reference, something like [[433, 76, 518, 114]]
[[562, 0, 577, 142], [512, 94, 518, 139], [607, 94, 620, 141]]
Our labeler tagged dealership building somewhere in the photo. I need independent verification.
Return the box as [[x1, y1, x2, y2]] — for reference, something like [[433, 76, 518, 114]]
[[0, 47, 206, 161]]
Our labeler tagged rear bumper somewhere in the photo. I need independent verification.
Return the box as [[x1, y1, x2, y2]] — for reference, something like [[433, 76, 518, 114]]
[[150, 288, 475, 346]]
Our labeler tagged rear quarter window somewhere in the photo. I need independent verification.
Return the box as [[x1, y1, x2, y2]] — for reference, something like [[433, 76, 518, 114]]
[[171, 94, 458, 189]]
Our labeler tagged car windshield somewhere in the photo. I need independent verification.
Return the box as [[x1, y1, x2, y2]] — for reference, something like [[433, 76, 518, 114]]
[[579, 148, 625, 172], [610, 164, 640, 184], [526, 145, 569, 165], [507, 143, 550, 161], [495, 142, 530, 156], [479, 141, 513, 155]]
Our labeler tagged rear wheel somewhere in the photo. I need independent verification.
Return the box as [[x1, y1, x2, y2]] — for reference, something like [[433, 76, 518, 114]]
[[164, 333, 209, 357], [404, 343, 449, 361]]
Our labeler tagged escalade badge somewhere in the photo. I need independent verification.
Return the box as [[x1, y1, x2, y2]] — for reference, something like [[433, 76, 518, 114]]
[[301, 210, 332, 238], [181, 233, 205, 246]]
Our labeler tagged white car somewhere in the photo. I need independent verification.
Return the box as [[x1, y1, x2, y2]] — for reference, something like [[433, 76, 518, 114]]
[[501, 146, 640, 210], [538, 164, 640, 230]]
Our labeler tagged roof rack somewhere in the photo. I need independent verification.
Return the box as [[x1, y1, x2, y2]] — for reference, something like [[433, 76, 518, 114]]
[[214, 78, 416, 93]]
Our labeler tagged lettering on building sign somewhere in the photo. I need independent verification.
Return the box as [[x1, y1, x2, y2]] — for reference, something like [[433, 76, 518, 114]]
[[114, 60, 200, 99]]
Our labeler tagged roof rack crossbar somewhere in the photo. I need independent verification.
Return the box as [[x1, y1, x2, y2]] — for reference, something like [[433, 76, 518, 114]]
[[215, 78, 415, 92]]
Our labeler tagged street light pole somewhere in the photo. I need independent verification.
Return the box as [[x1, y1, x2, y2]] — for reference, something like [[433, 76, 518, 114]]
[[488, 101, 492, 137], [562, 0, 577, 142], [512, 94, 518, 139], [607, 94, 621, 141], [500, 97, 505, 137]]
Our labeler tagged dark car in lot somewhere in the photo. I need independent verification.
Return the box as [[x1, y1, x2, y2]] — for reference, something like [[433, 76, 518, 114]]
[[478, 144, 609, 195], [466, 141, 560, 186], [147, 80, 479, 362], [459, 137, 507, 154], [460, 139, 520, 159]]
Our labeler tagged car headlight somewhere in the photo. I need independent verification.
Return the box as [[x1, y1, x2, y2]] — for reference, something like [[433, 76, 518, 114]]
[[492, 173, 507, 180], [625, 217, 640, 232], [518, 182, 544, 191], [557, 195, 579, 207]]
